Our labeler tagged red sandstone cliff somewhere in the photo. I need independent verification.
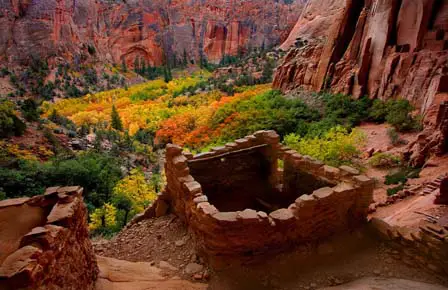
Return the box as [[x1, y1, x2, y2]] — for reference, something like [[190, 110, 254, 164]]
[[273, 0, 448, 113], [0, 0, 306, 67]]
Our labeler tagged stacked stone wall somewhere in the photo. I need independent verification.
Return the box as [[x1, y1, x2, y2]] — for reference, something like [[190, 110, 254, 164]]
[[0, 187, 98, 290], [164, 130, 374, 256], [371, 218, 448, 276]]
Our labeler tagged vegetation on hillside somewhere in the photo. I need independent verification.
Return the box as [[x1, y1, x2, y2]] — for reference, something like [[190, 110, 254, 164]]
[[0, 60, 424, 235]]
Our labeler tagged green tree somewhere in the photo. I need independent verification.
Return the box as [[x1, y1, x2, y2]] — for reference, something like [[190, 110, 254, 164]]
[[0, 99, 26, 138], [163, 65, 172, 83], [121, 58, 128, 73], [183, 49, 188, 68], [111, 105, 123, 131], [112, 193, 133, 227], [133, 57, 140, 74]]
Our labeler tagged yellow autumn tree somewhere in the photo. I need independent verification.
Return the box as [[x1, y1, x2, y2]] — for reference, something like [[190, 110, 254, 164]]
[[89, 203, 117, 231], [113, 168, 157, 214]]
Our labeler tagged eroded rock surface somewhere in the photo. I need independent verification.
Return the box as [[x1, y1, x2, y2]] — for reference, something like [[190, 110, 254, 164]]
[[0, 0, 306, 66], [274, 0, 448, 113]]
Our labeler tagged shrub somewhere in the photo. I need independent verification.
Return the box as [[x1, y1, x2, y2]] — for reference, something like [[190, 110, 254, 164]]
[[284, 126, 366, 167], [48, 109, 76, 131], [387, 127, 401, 146], [387, 184, 404, 196], [385, 167, 421, 185], [20, 98, 40, 122], [323, 94, 372, 127], [368, 99, 388, 123], [385, 99, 416, 132], [368, 153, 401, 168], [0, 99, 26, 138]]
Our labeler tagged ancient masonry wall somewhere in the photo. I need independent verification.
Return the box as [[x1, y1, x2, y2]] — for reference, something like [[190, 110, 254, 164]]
[[164, 130, 374, 256], [0, 187, 98, 290], [371, 218, 448, 276]]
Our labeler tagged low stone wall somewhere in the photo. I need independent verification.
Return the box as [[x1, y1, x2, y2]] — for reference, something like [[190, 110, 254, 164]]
[[371, 218, 448, 277], [164, 130, 374, 256], [0, 187, 98, 290]]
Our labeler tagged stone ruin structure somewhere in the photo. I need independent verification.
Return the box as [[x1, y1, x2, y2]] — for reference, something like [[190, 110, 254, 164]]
[[162, 130, 374, 256], [0, 187, 98, 290]]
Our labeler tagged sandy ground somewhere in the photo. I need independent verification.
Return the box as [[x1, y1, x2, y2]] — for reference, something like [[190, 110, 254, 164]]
[[95, 255, 207, 290]]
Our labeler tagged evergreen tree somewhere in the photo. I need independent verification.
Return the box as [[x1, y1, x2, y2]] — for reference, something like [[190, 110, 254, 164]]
[[121, 58, 127, 73], [163, 65, 172, 83], [133, 57, 140, 74], [183, 49, 188, 68], [111, 105, 123, 131], [141, 61, 146, 76]]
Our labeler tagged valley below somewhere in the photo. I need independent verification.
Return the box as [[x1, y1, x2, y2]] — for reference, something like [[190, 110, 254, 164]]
[[1, 0, 448, 289]]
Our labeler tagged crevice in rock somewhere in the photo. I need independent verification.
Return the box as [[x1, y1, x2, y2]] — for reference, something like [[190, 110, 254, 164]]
[[329, 0, 365, 65], [429, 0, 443, 30], [387, 0, 403, 47]]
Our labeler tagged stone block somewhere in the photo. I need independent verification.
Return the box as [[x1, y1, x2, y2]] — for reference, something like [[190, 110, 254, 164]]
[[183, 152, 194, 160], [211, 146, 227, 154], [20, 225, 65, 249], [197, 202, 218, 216], [0, 197, 30, 209], [166, 144, 182, 157], [56, 186, 82, 195], [245, 135, 257, 143], [213, 212, 238, 223], [193, 152, 215, 159], [284, 150, 298, 157], [178, 175, 194, 183], [323, 165, 340, 179], [237, 209, 258, 222], [339, 165, 360, 176], [225, 142, 238, 149], [183, 181, 202, 195], [47, 198, 79, 225], [353, 175, 374, 186], [193, 195, 208, 204], [172, 155, 188, 170], [333, 182, 355, 195], [257, 211, 268, 219], [312, 187, 334, 199], [197, 202, 218, 215], [235, 138, 250, 148], [269, 208, 294, 221], [0, 245, 42, 278], [44, 186, 60, 196]]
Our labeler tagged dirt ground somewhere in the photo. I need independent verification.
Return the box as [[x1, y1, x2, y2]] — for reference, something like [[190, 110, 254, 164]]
[[94, 215, 207, 281], [94, 215, 448, 290], [93, 122, 448, 289]]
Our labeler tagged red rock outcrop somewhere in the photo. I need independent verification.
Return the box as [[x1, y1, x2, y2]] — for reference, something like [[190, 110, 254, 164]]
[[0, 186, 98, 290], [0, 0, 306, 67], [274, 0, 448, 113]]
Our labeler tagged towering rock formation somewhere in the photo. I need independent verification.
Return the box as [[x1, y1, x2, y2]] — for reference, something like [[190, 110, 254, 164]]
[[0, 0, 306, 67], [273, 0, 448, 113]]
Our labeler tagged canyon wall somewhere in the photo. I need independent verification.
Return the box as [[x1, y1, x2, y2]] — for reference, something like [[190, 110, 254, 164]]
[[273, 0, 448, 113], [0, 0, 306, 67]]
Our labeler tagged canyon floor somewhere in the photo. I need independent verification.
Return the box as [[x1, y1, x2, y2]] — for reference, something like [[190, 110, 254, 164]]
[[93, 123, 448, 289], [94, 212, 448, 290]]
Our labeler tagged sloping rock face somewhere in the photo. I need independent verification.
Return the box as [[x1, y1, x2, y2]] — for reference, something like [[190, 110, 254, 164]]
[[0, 0, 306, 66], [0, 186, 98, 290], [274, 0, 448, 113]]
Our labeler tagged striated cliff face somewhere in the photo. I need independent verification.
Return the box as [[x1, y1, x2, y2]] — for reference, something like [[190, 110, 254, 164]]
[[0, 0, 306, 67], [274, 0, 448, 113]]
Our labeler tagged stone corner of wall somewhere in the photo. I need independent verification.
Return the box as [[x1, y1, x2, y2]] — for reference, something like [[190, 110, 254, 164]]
[[0, 186, 98, 290]]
